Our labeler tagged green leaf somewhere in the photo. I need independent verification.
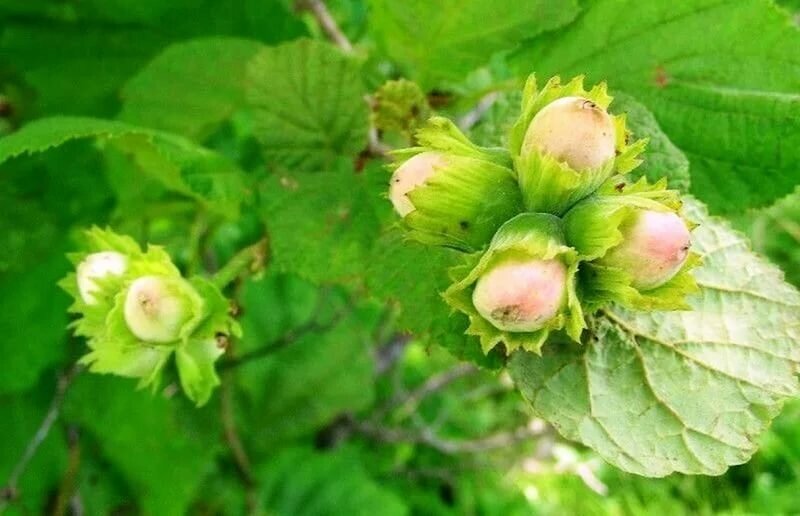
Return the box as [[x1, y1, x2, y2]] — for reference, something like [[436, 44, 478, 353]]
[[510, 0, 800, 213], [0, 23, 168, 115], [0, 0, 305, 116], [0, 116, 248, 217], [246, 38, 369, 172], [369, 0, 581, 88], [257, 447, 408, 516], [258, 164, 381, 283], [611, 93, 691, 191], [237, 296, 378, 453], [0, 247, 69, 393], [509, 198, 800, 476], [120, 38, 264, 140], [63, 374, 220, 516]]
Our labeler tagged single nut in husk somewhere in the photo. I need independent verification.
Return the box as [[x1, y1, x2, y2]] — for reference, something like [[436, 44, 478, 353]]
[[602, 210, 691, 290], [443, 212, 584, 354], [389, 151, 446, 216], [389, 117, 523, 251], [77, 251, 128, 305], [522, 96, 616, 171], [472, 257, 567, 332], [124, 275, 196, 343]]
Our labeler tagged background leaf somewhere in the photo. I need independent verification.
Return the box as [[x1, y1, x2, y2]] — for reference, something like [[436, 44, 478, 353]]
[[257, 446, 408, 516], [611, 92, 691, 190], [368, 0, 581, 88], [119, 38, 263, 140], [511, 0, 800, 213], [258, 163, 382, 283], [0, 116, 248, 217], [246, 39, 369, 172], [63, 375, 220, 516]]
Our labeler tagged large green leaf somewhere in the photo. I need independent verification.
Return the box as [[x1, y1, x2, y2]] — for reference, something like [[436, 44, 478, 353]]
[[511, 0, 800, 213], [510, 198, 800, 476], [369, 0, 581, 88], [257, 447, 408, 516], [119, 38, 263, 140], [245, 39, 369, 172], [0, 116, 248, 217], [63, 375, 220, 516]]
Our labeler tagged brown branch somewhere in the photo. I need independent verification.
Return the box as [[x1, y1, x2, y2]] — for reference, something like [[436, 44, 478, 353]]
[[375, 363, 477, 420], [457, 92, 499, 131], [353, 419, 545, 455], [220, 371, 257, 514], [220, 305, 350, 371], [296, 0, 353, 52], [295, 0, 392, 159], [0, 365, 82, 512], [373, 334, 411, 376], [52, 426, 81, 516]]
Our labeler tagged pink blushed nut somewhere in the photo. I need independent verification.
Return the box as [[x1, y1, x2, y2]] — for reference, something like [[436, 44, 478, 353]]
[[604, 210, 692, 290], [523, 96, 616, 170], [472, 258, 567, 332], [389, 151, 447, 216]]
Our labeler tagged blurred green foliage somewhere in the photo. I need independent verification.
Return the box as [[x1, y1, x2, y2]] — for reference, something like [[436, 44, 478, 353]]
[[1, 0, 799, 515]]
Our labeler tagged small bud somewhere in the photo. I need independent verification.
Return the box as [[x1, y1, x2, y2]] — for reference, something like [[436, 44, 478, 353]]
[[603, 210, 691, 290], [523, 96, 616, 170], [472, 258, 567, 332], [76, 251, 128, 305], [124, 275, 195, 343], [389, 151, 446, 216]]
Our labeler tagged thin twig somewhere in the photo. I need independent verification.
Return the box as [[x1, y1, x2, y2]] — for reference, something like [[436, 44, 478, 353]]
[[220, 371, 257, 514], [220, 306, 350, 370], [1, 365, 82, 512], [373, 334, 411, 376], [375, 363, 477, 420], [366, 121, 391, 157], [52, 426, 81, 516], [354, 419, 545, 455], [297, 0, 392, 159], [457, 92, 499, 131], [297, 0, 353, 53]]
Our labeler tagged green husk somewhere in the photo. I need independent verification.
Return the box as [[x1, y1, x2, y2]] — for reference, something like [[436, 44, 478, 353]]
[[443, 213, 584, 354], [509, 75, 646, 215], [59, 227, 238, 406], [564, 178, 700, 311], [392, 117, 523, 251]]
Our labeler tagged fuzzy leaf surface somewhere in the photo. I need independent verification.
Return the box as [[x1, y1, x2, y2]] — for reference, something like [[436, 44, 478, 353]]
[[511, 0, 800, 212], [246, 39, 369, 172], [510, 198, 800, 476]]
